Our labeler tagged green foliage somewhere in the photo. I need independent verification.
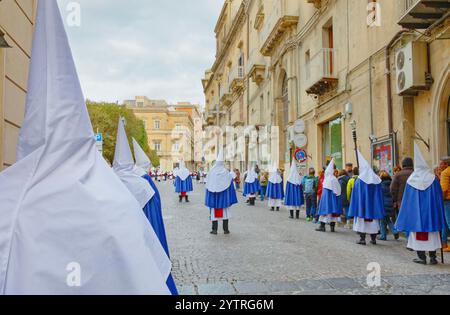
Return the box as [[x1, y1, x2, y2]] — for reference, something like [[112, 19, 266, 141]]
[[86, 100, 160, 167]]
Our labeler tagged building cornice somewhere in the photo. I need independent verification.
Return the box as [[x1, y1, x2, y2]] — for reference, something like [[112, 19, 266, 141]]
[[204, 1, 248, 93]]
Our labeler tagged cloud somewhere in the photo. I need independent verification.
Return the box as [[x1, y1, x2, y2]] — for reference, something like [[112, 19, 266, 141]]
[[57, 0, 223, 105]]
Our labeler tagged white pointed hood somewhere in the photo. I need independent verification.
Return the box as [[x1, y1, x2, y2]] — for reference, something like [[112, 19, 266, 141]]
[[323, 159, 341, 196], [0, 0, 170, 295], [113, 119, 155, 208], [358, 151, 381, 185], [176, 160, 190, 181], [245, 165, 258, 183], [268, 162, 282, 184], [407, 143, 435, 191], [287, 160, 301, 185], [206, 150, 233, 193], [132, 138, 152, 177]]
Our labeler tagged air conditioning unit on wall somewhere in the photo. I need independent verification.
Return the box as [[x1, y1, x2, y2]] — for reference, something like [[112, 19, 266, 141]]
[[395, 41, 428, 96]]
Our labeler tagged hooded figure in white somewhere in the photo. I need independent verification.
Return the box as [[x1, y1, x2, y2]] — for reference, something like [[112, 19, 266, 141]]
[[113, 119, 155, 209], [243, 164, 260, 205], [266, 162, 284, 211], [316, 159, 343, 232], [205, 151, 238, 234], [396, 144, 446, 265], [132, 137, 152, 177], [284, 160, 305, 219], [0, 0, 170, 294], [174, 159, 193, 202], [348, 151, 385, 246]]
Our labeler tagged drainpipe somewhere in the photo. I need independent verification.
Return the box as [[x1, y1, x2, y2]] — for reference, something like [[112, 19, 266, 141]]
[[385, 30, 409, 134]]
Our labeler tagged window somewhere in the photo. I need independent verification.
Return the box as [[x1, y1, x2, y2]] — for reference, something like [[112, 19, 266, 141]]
[[322, 117, 343, 169], [154, 142, 161, 152], [154, 120, 161, 130], [176, 124, 182, 131], [137, 101, 144, 108], [173, 142, 180, 152]]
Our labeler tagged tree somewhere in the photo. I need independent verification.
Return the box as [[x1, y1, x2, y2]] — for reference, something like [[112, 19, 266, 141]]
[[86, 100, 160, 167]]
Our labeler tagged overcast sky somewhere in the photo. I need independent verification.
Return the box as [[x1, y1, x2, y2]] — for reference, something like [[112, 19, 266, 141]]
[[57, 0, 223, 106]]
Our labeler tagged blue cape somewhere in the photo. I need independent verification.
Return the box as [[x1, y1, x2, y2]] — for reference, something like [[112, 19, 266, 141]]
[[205, 180, 238, 209], [284, 182, 304, 207], [266, 182, 284, 200], [142, 174, 178, 295], [318, 188, 343, 216], [175, 175, 193, 193], [243, 179, 261, 196], [396, 180, 446, 233], [348, 179, 385, 220]]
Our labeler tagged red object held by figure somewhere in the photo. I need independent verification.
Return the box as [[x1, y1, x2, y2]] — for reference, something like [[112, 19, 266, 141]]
[[181, 192, 187, 197], [416, 232, 429, 241], [215, 209, 224, 218]]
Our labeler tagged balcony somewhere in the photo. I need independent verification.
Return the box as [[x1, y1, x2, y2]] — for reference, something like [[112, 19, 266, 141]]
[[398, 0, 450, 30], [259, 0, 299, 56], [246, 48, 266, 85], [305, 48, 338, 96], [228, 65, 245, 92], [219, 85, 233, 107], [306, 0, 322, 9]]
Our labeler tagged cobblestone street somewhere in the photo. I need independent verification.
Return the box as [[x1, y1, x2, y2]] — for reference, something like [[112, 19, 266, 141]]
[[157, 180, 450, 295]]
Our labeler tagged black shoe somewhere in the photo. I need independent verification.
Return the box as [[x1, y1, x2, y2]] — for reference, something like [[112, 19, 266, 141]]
[[289, 210, 294, 219], [316, 224, 326, 232], [357, 240, 367, 246], [270, 207, 275, 212], [210, 230, 218, 235], [179, 196, 183, 203], [224, 230, 230, 235], [185, 196, 190, 203], [276, 207, 280, 212], [429, 258, 438, 266], [394, 234, 400, 240], [296, 211, 300, 220], [330, 225, 336, 233], [413, 258, 427, 265]]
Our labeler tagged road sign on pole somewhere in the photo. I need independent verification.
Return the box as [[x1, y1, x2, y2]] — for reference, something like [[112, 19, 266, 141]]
[[95, 133, 103, 155]]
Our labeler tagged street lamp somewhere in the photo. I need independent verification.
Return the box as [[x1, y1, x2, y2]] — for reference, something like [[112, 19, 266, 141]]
[[350, 120, 359, 168]]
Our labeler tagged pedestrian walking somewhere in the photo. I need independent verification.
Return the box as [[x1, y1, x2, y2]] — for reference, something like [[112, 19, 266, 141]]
[[396, 144, 446, 265], [348, 151, 385, 246], [439, 156, 450, 252], [175, 160, 193, 203], [391, 157, 415, 242], [285, 160, 304, 219], [302, 168, 318, 221], [243, 165, 260, 206], [235, 169, 241, 190], [379, 171, 400, 241], [205, 151, 238, 235], [266, 163, 284, 212], [114, 122, 178, 295], [316, 159, 343, 233], [338, 170, 350, 224], [260, 171, 269, 201]]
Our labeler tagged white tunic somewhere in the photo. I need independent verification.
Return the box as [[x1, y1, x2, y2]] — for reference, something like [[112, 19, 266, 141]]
[[319, 215, 341, 224], [407, 232, 442, 252], [268, 199, 282, 208], [210, 208, 231, 222], [353, 217, 380, 234]]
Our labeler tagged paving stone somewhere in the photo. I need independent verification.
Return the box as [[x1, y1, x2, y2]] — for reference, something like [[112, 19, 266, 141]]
[[197, 282, 236, 295], [233, 282, 271, 294], [178, 285, 197, 296], [327, 277, 363, 290]]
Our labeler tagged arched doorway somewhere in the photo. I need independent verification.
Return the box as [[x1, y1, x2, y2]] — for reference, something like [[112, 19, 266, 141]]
[[433, 67, 450, 163]]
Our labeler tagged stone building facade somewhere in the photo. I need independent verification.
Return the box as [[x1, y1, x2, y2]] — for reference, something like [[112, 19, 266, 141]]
[[125, 97, 202, 171], [0, 0, 36, 170], [203, 0, 450, 175]]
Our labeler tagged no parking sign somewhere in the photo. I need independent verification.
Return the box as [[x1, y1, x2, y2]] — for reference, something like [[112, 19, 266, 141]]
[[295, 148, 308, 164]]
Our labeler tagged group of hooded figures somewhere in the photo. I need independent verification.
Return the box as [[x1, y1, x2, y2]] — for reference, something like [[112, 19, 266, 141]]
[[256, 145, 446, 266], [0, 0, 445, 296]]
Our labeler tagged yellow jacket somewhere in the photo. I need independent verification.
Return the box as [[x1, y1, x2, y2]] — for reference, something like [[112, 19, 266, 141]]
[[347, 177, 357, 202], [441, 166, 450, 201]]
